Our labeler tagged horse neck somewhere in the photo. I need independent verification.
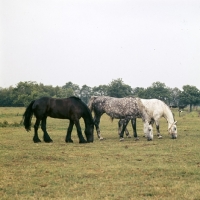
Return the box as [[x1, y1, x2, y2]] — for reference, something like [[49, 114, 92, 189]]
[[139, 104, 151, 122], [87, 99, 93, 111], [83, 112, 94, 126], [163, 105, 174, 128], [142, 110, 151, 122]]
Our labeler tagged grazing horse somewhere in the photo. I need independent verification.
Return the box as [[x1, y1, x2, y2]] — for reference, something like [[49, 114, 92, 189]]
[[119, 99, 177, 139], [23, 96, 94, 143], [88, 96, 153, 141]]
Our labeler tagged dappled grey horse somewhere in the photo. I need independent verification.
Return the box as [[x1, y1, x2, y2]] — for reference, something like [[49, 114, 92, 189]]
[[88, 96, 153, 141]]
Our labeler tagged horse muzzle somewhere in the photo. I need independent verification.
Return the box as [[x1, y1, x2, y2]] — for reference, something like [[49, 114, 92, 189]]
[[171, 135, 177, 139], [147, 137, 153, 141], [86, 135, 94, 143]]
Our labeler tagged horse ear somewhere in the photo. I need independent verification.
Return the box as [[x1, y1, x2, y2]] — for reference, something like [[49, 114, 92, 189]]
[[174, 121, 177, 125]]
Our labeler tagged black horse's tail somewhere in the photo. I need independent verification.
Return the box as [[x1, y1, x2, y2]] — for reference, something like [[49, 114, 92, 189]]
[[23, 100, 35, 132]]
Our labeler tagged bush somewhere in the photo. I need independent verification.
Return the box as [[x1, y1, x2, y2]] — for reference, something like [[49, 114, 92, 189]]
[[0, 120, 8, 127]]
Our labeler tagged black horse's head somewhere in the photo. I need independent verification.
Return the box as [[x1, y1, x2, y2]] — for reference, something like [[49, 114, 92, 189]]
[[85, 123, 94, 143]]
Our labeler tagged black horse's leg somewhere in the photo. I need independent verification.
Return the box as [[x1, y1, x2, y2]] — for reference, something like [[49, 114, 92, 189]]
[[65, 120, 74, 143], [33, 118, 41, 143], [119, 119, 129, 141], [131, 118, 139, 140], [94, 114, 103, 140], [74, 120, 87, 143], [41, 117, 53, 143]]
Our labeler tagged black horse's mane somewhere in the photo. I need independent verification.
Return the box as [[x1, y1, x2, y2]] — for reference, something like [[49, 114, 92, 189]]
[[68, 96, 81, 100], [68, 96, 93, 122], [68, 96, 89, 108]]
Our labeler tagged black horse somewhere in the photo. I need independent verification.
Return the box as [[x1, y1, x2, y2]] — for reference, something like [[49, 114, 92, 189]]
[[23, 96, 94, 143]]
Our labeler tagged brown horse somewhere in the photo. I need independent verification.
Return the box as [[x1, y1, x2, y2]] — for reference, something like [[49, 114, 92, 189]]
[[23, 96, 94, 143]]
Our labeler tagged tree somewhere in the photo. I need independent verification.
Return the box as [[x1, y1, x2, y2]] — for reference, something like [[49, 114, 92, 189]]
[[11, 81, 57, 106], [92, 85, 108, 96], [1, 80, 199, 108], [179, 85, 200, 112], [132, 87, 146, 98], [168, 87, 181, 107], [0, 87, 14, 106], [12, 81, 37, 106], [143, 82, 170, 104], [39, 84, 56, 97], [107, 78, 133, 98], [56, 87, 74, 98], [62, 82, 80, 97], [80, 85, 92, 103]]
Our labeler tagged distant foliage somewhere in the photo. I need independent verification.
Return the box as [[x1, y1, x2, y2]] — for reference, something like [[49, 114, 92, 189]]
[[0, 79, 200, 111], [107, 78, 133, 98], [0, 120, 22, 127]]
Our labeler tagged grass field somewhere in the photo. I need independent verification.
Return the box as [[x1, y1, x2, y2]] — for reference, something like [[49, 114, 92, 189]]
[[0, 107, 200, 200]]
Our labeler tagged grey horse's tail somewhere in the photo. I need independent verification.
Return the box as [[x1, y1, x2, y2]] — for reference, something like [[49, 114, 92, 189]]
[[87, 96, 98, 112]]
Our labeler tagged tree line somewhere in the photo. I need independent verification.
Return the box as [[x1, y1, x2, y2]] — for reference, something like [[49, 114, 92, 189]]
[[0, 79, 200, 111]]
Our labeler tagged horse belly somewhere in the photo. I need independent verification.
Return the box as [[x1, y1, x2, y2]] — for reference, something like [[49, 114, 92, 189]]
[[47, 107, 69, 119], [107, 100, 139, 119], [108, 109, 138, 120], [108, 112, 122, 119]]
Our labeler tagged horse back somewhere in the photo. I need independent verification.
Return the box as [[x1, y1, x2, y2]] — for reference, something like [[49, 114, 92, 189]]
[[32, 97, 50, 118], [141, 99, 168, 118], [33, 97, 89, 119]]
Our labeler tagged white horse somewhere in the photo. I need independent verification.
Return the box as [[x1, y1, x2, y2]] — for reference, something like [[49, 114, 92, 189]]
[[119, 99, 177, 139]]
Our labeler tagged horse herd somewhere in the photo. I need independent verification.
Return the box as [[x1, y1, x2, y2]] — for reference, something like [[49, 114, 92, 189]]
[[23, 96, 177, 143]]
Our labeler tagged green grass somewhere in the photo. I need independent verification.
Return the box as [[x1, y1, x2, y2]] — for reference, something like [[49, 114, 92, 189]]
[[0, 107, 200, 199]]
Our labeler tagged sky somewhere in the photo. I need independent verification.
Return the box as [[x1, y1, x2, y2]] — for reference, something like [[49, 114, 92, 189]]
[[0, 0, 200, 90]]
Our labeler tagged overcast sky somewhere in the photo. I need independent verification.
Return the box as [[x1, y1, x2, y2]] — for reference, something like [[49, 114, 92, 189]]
[[1, 0, 200, 90]]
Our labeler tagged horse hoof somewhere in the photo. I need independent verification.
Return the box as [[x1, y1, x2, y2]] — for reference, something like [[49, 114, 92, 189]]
[[79, 140, 87, 144], [119, 137, 124, 142], [33, 140, 41, 143], [65, 139, 73, 143], [99, 137, 104, 140], [158, 136, 162, 139], [44, 139, 53, 143], [126, 135, 131, 138], [135, 137, 139, 141]]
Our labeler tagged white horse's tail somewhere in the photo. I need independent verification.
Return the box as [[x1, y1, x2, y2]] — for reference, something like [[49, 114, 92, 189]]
[[87, 96, 98, 112]]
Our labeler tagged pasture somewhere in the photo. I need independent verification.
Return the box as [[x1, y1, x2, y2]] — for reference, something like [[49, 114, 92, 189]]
[[0, 107, 200, 200]]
